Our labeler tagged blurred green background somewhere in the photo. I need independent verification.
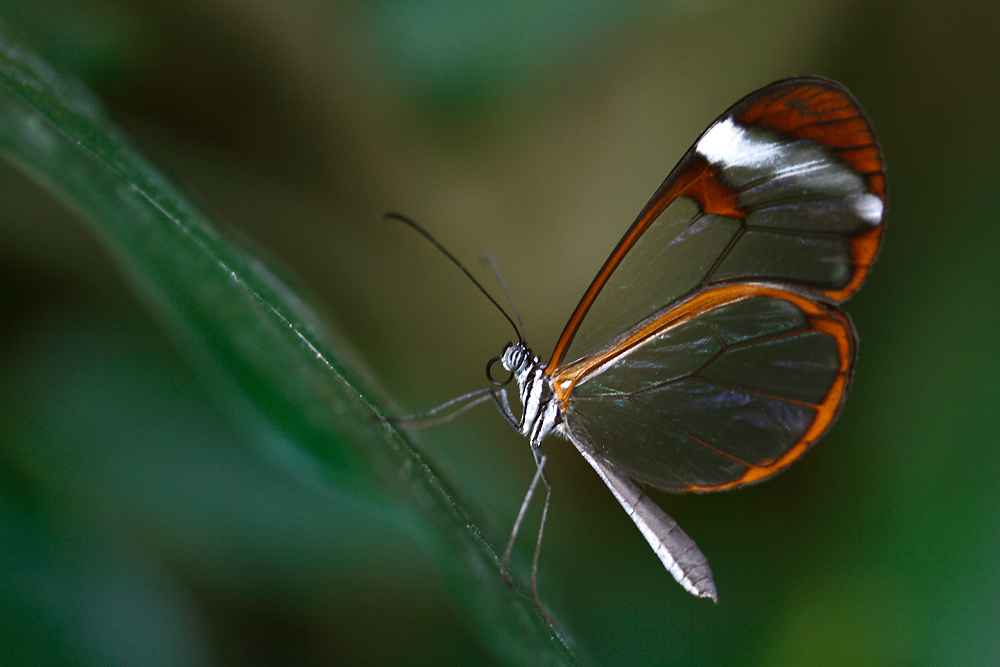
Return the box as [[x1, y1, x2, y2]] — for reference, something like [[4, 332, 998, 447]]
[[0, 0, 997, 665]]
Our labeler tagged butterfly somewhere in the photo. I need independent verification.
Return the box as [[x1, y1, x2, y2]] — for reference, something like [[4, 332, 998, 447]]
[[389, 76, 885, 605]]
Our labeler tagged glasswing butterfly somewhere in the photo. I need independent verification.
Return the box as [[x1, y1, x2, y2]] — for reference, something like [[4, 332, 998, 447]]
[[389, 76, 885, 606]]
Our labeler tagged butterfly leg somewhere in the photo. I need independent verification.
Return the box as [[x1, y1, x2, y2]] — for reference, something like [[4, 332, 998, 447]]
[[529, 451, 553, 618], [502, 453, 544, 578], [387, 388, 496, 428], [491, 388, 520, 429], [500, 447, 555, 621]]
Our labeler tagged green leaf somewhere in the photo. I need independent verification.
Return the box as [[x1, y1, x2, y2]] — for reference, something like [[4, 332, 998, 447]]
[[0, 495, 216, 667], [0, 24, 576, 666]]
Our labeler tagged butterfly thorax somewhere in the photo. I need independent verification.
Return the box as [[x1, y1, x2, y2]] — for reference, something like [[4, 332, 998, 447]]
[[500, 342, 562, 447]]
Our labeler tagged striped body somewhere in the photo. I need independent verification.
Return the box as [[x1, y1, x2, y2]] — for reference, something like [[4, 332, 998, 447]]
[[502, 340, 719, 599], [502, 343, 560, 446]]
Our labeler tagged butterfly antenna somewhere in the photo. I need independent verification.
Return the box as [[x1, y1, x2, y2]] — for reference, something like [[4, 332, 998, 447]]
[[383, 212, 523, 342], [481, 254, 526, 342]]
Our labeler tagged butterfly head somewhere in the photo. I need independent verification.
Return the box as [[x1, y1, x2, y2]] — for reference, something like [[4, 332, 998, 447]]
[[503, 341, 536, 375], [487, 341, 537, 387]]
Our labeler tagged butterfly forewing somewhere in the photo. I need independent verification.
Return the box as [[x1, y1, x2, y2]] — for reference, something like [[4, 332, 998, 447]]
[[549, 78, 885, 371], [555, 286, 855, 491]]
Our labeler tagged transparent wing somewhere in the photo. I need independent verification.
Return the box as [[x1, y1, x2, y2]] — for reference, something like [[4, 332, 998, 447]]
[[553, 285, 855, 491], [548, 77, 885, 371]]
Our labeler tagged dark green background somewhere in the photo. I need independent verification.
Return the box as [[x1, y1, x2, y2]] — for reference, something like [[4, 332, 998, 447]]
[[1, 1, 996, 665]]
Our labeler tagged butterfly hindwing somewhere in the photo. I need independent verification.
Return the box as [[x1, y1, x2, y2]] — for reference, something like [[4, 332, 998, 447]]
[[553, 285, 854, 491]]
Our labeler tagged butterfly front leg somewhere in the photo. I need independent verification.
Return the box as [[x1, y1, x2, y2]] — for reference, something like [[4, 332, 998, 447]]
[[490, 388, 521, 429]]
